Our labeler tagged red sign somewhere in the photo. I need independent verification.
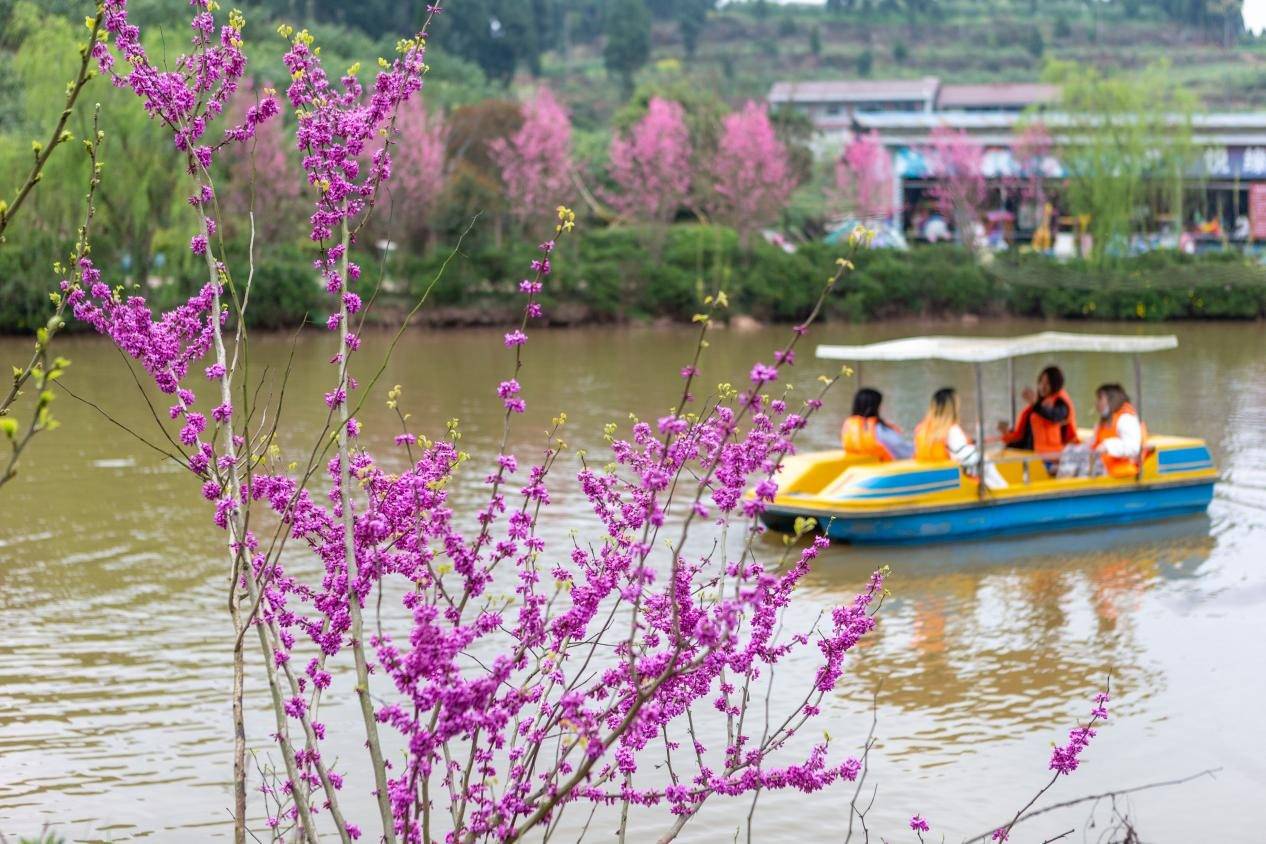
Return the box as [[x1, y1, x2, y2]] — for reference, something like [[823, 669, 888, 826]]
[[1250, 184, 1266, 240]]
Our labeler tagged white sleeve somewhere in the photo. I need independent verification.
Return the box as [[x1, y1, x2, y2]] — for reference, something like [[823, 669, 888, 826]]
[[1102, 413, 1141, 458], [946, 424, 980, 465]]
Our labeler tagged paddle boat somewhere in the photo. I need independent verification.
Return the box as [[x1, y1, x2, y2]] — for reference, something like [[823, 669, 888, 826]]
[[757, 332, 1218, 545]]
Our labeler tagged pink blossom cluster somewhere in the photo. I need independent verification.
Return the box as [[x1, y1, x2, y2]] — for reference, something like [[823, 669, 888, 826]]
[[925, 125, 987, 238], [606, 97, 693, 224], [279, 12, 433, 356], [66, 4, 894, 841], [491, 88, 574, 227], [709, 101, 798, 244], [836, 130, 893, 220]]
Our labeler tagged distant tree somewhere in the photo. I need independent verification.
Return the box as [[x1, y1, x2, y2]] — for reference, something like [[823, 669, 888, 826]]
[[441, 99, 522, 238], [778, 14, 798, 36], [893, 39, 909, 61], [708, 101, 797, 244], [606, 96, 692, 224], [857, 48, 874, 76], [1025, 26, 1045, 57], [924, 125, 987, 245], [1054, 15, 1072, 38], [1046, 60, 1196, 263], [219, 81, 305, 245], [490, 88, 574, 228], [603, 0, 651, 95], [676, 0, 715, 57], [753, 0, 770, 20], [379, 99, 449, 249], [770, 105, 815, 186], [809, 25, 822, 56], [835, 130, 894, 219], [430, 0, 539, 86], [1011, 120, 1053, 208], [614, 75, 729, 207]]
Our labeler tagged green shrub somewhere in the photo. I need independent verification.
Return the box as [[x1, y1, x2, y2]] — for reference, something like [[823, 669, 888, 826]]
[[6, 227, 1265, 334]]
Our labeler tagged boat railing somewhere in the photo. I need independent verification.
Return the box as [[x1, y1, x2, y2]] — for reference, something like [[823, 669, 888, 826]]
[[983, 449, 1107, 485]]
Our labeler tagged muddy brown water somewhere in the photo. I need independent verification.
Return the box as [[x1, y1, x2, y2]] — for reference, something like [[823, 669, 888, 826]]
[[2, 318, 1263, 841]]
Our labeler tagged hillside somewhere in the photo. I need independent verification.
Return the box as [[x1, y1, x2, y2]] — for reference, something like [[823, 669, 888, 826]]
[[531, 1, 1266, 124]]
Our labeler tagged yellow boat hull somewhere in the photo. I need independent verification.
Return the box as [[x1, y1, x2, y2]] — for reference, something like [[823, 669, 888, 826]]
[[759, 435, 1217, 545]]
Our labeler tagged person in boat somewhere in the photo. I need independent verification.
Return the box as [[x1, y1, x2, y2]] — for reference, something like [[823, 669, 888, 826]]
[[996, 365, 1079, 466], [1057, 383, 1145, 478], [914, 387, 1007, 488], [841, 387, 913, 461]]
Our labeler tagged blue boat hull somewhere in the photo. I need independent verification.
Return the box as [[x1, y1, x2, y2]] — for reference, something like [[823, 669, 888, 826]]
[[762, 481, 1215, 545]]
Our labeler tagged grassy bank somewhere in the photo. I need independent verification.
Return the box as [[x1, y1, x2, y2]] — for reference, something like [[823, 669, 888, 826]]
[[5, 226, 1266, 333]]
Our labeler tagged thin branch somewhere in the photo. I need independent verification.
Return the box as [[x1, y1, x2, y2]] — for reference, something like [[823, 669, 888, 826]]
[[963, 767, 1221, 844]]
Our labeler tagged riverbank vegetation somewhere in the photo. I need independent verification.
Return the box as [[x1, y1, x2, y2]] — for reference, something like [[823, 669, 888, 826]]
[[6, 226, 1266, 331], [5, 1, 1266, 333]]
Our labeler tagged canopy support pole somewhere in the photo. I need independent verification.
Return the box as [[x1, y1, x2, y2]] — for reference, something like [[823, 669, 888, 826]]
[[1007, 356, 1016, 422], [1133, 353, 1144, 482], [975, 362, 987, 499], [856, 361, 864, 387]]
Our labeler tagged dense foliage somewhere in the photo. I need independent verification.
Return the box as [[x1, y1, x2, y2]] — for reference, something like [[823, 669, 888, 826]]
[[2, 0, 1264, 336]]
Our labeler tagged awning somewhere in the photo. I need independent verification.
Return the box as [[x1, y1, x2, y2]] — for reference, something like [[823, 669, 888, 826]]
[[816, 331, 1178, 364]]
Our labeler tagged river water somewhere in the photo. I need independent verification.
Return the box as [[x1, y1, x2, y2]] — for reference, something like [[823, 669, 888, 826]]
[[1, 318, 1264, 842]]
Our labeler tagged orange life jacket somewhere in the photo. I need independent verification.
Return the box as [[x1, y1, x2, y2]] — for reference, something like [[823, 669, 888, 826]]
[[913, 420, 951, 462], [841, 416, 895, 462], [1004, 388, 1079, 454], [1092, 402, 1147, 478]]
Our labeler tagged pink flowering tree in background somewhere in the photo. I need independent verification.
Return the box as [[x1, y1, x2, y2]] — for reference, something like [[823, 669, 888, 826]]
[[491, 87, 573, 230], [925, 125, 988, 245], [218, 79, 306, 243], [376, 97, 449, 249], [709, 100, 798, 246], [40, 3, 1120, 843], [834, 130, 894, 221], [606, 96, 692, 226], [1012, 121, 1054, 206]]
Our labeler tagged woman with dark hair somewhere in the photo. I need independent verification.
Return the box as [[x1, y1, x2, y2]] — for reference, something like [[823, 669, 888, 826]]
[[1058, 383, 1144, 478], [997, 365, 1079, 457], [841, 387, 912, 461], [914, 387, 1007, 488]]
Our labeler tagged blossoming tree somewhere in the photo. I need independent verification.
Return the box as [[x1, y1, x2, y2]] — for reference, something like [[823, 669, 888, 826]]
[[606, 96, 692, 225], [490, 87, 573, 230], [218, 79, 306, 243], [1012, 120, 1053, 206], [48, 3, 1114, 842], [708, 100, 798, 245], [373, 97, 449, 249], [925, 124, 988, 245], [835, 130, 893, 220]]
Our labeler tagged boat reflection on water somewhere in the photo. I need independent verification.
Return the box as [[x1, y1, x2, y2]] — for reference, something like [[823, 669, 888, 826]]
[[778, 516, 1216, 759]]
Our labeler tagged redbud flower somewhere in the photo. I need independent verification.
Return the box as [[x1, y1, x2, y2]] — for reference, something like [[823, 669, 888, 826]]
[[910, 815, 930, 833], [750, 363, 778, 384]]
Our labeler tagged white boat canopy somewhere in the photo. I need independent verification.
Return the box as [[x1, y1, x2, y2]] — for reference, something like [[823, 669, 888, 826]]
[[816, 331, 1178, 364]]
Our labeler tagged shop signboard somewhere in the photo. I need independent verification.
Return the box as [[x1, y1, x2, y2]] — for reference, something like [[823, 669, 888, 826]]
[[1249, 183, 1266, 240]]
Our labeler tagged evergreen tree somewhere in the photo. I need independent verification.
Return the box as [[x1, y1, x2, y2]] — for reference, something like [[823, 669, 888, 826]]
[[603, 0, 651, 95], [676, 0, 715, 57]]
